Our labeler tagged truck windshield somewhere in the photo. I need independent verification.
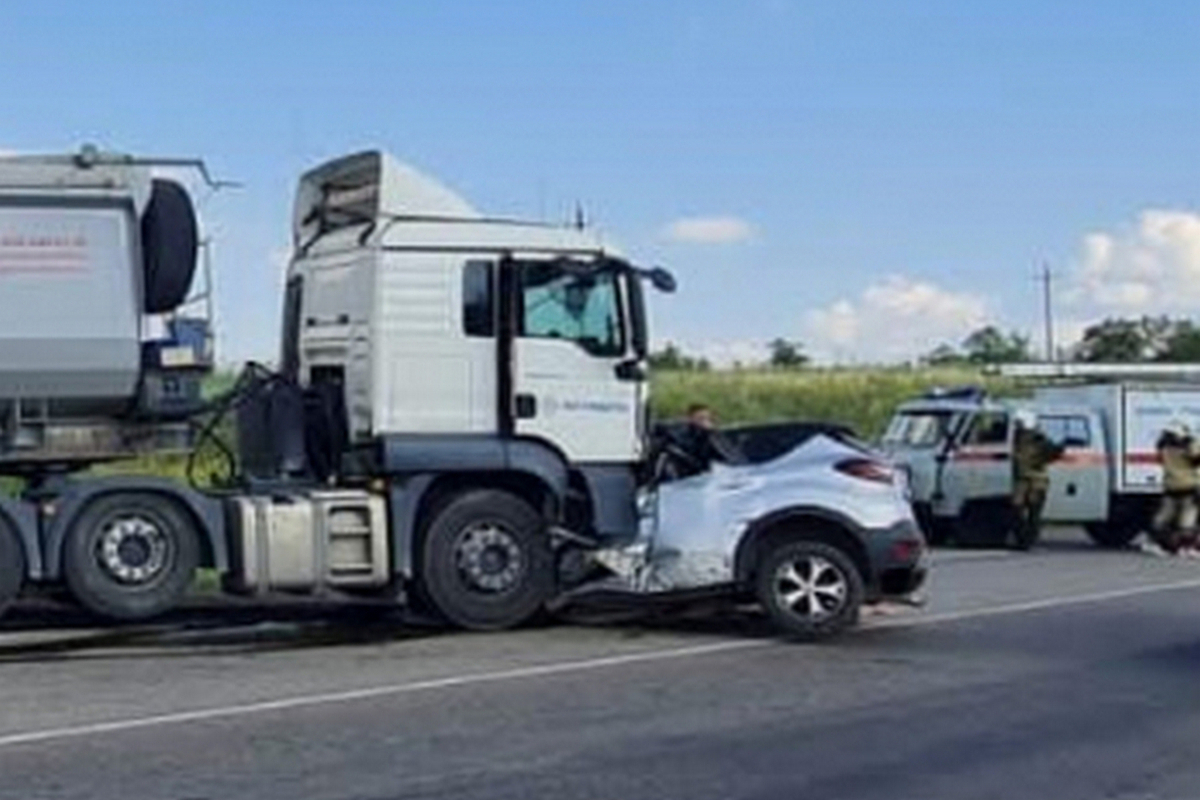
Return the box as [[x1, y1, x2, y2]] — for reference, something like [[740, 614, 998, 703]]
[[883, 411, 957, 448], [519, 261, 624, 357]]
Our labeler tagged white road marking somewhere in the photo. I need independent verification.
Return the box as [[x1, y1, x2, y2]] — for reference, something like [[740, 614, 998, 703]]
[[928, 550, 1017, 562], [3, 576, 1200, 751], [0, 639, 764, 750], [867, 576, 1200, 629]]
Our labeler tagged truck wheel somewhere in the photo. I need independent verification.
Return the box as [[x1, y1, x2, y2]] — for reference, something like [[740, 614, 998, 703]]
[[756, 539, 864, 642], [62, 493, 200, 621], [418, 490, 553, 631], [0, 518, 25, 617]]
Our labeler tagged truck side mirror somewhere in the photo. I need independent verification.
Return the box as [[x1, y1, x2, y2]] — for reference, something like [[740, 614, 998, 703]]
[[647, 267, 677, 293]]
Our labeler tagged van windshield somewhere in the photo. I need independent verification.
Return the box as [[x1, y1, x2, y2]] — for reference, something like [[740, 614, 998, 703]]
[[883, 411, 957, 448]]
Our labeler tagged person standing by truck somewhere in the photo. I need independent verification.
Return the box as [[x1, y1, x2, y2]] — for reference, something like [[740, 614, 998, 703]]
[[1145, 421, 1200, 556], [1011, 409, 1065, 550]]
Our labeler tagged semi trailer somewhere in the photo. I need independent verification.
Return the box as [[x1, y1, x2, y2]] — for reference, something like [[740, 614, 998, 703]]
[[0, 148, 924, 638]]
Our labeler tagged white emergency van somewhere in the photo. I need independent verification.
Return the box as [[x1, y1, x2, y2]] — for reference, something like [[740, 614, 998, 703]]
[[883, 364, 1200, 548]]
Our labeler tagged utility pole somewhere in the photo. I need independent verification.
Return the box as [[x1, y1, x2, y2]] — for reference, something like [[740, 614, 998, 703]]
[[1040, 262, 1055, 362]]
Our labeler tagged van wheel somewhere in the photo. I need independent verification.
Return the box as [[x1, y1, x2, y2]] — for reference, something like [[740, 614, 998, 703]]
[[1085, 499, 1148, 548], [1085, 521, 1141, 548], [0, 519, 25, 617], [63, 493, 200, 621], [419, 490, 553, 631], [956, 499, 1017, 548], [756, 539, 864, 642]]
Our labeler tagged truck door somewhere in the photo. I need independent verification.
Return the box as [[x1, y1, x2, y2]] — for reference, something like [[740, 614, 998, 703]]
[[940, 410, 1012, 513], [1038, 412, 1109, 522], [508, 258, 642, 463]]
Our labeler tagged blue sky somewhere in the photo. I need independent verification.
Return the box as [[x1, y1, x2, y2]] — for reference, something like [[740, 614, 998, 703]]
[[2, 1, 1198, 364]]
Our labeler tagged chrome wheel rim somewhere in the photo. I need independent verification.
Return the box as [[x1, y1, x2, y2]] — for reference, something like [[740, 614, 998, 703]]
[[773, 554, 848, 620], [454, 523, 524, 594], [97, 515, 170, 585]]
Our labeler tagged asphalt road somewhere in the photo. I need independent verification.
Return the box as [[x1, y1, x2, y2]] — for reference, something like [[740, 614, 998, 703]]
[[2, 529, 1200, 800]]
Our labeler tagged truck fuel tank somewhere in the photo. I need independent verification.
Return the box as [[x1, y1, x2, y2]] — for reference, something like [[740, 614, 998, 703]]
[[226, 490, 389, 594]]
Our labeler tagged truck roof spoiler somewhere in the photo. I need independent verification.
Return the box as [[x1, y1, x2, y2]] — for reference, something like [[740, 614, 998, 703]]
[[987, 362, 1200, 382]]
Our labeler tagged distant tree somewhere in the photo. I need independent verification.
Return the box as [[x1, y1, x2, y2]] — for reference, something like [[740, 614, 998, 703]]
[[1074, 317, 1166, 362], [962, 326, 1031, 364], [648, 342, 711, 372], [1158, 320, 1200, 362], [768, 338, 809, 369], [923, 343, 966, 366]]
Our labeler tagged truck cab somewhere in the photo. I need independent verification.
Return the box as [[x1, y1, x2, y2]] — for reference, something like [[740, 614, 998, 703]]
[[229, 151, 678, 630], [275, 151, 670, 539]]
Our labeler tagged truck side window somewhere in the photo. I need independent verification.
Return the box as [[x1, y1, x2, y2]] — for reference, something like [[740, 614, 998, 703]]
[[462, 261, 495, 337], [518, 262, 624, 357], [1039, 415, 1091, 448], [964, 412, 1009, 446], [281, 277, 303, 380]]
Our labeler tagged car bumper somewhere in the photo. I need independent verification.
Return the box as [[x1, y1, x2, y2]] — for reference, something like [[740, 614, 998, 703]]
[[864, 518, 928, 598]]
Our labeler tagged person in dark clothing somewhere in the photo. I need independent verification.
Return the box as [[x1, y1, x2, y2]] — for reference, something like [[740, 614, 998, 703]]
[[1011, 409, 1065, 550], [675, 403, 743, 475], [686, 403, 717, 431]]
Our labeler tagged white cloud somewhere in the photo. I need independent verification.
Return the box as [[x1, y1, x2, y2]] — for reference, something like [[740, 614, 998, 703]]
[[1074, 209, 1200, 311], [269, 245, 292, 273], [802, 275, 990, 363], [661, 215, 755, 245]]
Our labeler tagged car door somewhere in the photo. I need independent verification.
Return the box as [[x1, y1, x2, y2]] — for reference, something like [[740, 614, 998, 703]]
[[1038, 412, 1108, 522], [511, 258, 642, 464], [939, 410, 1012, 512]]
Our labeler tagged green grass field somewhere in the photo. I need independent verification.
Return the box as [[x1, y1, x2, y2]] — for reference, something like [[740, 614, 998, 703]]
[[651, 366, 1011, 437]]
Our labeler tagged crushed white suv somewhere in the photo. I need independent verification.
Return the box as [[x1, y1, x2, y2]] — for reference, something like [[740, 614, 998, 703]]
[[576, 422, 928, 640]]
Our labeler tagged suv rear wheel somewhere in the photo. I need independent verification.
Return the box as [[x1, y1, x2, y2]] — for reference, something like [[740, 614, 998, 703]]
[[756, 539, 864, 641]]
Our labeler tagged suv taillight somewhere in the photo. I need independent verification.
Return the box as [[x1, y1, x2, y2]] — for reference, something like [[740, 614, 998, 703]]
[[835, 458, 895, 485]]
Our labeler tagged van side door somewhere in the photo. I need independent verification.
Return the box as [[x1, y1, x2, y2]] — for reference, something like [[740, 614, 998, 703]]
[[1038, 411, 1109, 523], [939, 410, 1013, 513]]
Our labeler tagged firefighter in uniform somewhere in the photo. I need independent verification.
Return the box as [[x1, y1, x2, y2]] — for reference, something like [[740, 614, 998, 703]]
[[1011, 409, 1065, 550], [1149, 420, 1200, 556]]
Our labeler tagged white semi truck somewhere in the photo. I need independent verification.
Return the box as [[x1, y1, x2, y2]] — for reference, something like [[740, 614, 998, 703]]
[[0, 148, 925, 638], [883, 364, 1200, 548]]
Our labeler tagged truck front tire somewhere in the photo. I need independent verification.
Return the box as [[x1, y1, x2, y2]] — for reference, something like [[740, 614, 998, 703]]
[[62, 493, 200, 621], [0, 518, 25, 617], [418, 489, 554, 631]]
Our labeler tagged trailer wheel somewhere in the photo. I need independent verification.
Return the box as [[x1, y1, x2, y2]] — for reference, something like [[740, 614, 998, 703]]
[[418, 489, 553, 631], [756, 539, 864, 642], [0, 518, 25, 617], [62, 493, 200, 621]]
